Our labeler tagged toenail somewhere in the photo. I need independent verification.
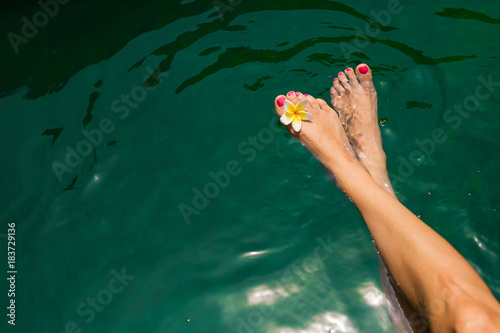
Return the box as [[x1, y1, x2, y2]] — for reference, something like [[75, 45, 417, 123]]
[[304, 94, 309, 96], [359, 65, 368, 74], [334, 78, 338, 81], [346, 68, 352, 71], [287, 91, 294, 96], [277, 96, 286, 107], [295, 92, 301, 96], [338, 72, 344, 76]]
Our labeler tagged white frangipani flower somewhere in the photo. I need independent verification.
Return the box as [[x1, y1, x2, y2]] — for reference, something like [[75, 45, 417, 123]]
[[279, 99, 313, 132]]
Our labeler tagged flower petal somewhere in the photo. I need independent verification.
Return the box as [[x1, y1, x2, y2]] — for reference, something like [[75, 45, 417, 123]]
[[296, 99, 308, 112], [291, 116, 302, 132], [280, 111, 295, 125], [283, 100, 295, 113], [298, 111, 313, 121]]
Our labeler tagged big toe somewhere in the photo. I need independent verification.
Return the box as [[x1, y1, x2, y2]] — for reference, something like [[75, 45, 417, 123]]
[[275, 95, 287, 117], [356, 63, 374, 89]]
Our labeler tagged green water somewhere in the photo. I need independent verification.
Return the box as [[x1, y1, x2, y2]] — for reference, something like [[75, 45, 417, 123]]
[[1, 0, 500, 332]]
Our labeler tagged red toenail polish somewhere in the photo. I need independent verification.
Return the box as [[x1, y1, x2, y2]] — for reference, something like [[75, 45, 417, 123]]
[[359, 65, 368, 74], [277, 96, 285, 107], [346, 68, 352, 71], [295, 92, 301, 96], [287, 91, 293, 96], [304, 94, 309, 96], [338, 72, 343, 76], [334, 78, 338, 81]]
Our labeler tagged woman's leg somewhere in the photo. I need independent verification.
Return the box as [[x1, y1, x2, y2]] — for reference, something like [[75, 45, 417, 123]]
[[274, 82, 500, 331], [331, 64, 422, 332]]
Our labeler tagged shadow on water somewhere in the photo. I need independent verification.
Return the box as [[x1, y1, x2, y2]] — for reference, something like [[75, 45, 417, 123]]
[[435, 7, 500, 24], [0, 0, 213, 99], [173, 35, 475, 94]]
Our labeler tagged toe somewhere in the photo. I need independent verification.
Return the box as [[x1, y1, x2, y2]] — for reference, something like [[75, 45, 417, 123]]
[[333, 77, 345, 95], [338, 71, 349, 89], [286, 90, 300, 104], [356, 63, 374, 88], [317, 98, 338, 117], [316, 98, 329, 110], [330, 86, 338, 98], [344, 67, 360, 88], [332, 96, 343, 110], [330, 86, 339, 103], [295, 93, 315, 113], [304, 94, 319, 109], [275, 95, 287, 117]]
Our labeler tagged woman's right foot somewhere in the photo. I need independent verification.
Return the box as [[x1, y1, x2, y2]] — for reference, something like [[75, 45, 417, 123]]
[[331, 64, 434, 331], [330, 64, 395, 195]]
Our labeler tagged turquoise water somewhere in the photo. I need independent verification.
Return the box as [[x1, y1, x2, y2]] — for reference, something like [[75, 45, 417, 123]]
[[1, 0, 500, 332]]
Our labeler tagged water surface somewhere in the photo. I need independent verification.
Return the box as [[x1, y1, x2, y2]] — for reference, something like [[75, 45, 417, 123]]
[[1, 0, 500, 332]]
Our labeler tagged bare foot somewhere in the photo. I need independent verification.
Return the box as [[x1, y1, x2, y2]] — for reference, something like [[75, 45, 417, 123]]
[[330, 64, 394, 196], [274, 91, 359, 176]]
